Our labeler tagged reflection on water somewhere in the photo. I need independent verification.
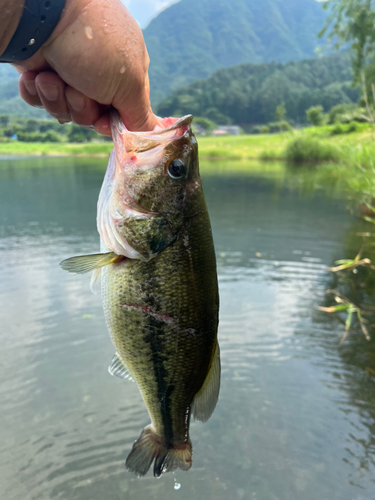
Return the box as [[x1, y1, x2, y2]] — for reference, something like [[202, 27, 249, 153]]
[[0, 157, 374, 500]]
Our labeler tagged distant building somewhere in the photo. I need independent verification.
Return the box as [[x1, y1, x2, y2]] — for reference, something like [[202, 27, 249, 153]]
[[212, 126, 241, 136]]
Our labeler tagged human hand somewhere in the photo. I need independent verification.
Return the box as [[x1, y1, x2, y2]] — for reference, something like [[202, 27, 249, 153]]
[[15, 0, 158, 134]]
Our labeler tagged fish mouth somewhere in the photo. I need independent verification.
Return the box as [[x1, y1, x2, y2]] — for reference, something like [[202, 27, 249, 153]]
[[111, 110, 194, 155]]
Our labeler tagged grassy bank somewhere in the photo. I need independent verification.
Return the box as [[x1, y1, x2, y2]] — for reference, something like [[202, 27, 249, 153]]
[[0, 142, 113, 156], [0, 134, 290, 159], [2, 123, 374, 161]]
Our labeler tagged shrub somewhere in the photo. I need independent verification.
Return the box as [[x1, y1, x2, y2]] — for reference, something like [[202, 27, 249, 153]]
[[331, 123, 345, 135], [267, 121, 292, 133], [260, 125, 270, 134], [278, 121, 293, 132], [285, 136, 341, 163], [249, 125, 264, 134], [330, 121, 360, 136], [347, 121, 359, 132], [328, 103, 359, 124], [306, 106, 325, 126], [43, 130, 63, 142], [17, 131, 63, 142]]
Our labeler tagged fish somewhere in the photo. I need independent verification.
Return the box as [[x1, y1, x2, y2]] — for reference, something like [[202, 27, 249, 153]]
[[60, 111, 220, 477]]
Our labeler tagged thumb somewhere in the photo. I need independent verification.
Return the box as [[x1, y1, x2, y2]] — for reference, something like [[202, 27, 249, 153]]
[[115, 83, 158, 132]]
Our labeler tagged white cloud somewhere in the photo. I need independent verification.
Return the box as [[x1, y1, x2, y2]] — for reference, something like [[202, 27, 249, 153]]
[[121, 0, 180, 29]]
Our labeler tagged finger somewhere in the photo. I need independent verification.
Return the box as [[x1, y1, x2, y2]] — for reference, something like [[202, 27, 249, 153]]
[[93, 112, 112, 137], [114, 83, 158, 132], [65, 86, 110, 130], [19, 71, 44, 108], [35, 72, 71, 123]]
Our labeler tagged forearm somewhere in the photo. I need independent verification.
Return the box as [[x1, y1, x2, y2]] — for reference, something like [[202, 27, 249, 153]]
[[0, 1, 25, 55]]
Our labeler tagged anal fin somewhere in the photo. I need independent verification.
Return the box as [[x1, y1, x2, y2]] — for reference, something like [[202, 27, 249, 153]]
[[108, 352, 134, 382], [192, 342, 221, 423]]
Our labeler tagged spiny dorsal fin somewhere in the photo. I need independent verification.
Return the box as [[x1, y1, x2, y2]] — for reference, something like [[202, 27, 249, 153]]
[[108, 353, 134, 382], [60, 252, 125, 274], [192, 342, 221, 423]]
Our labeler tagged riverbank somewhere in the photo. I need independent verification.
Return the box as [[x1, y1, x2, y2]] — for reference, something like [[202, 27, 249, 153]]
[[0, 134, 287, 158], [1, 123, 374, 161]]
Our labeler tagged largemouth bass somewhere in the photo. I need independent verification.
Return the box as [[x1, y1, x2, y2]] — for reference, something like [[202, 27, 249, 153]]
[[61, 112, 220, 477]]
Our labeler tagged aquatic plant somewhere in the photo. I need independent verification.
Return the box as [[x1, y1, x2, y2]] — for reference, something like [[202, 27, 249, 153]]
[[319, 240, 375, 343], [318, 289, 370, 344]]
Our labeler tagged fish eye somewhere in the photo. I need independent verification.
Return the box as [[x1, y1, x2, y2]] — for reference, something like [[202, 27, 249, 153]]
[[168, 159, 187, 179]]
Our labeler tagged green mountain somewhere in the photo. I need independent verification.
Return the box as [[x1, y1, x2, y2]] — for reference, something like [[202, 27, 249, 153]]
[[0, 65, 49, 118], [145, 0, 328, 104], [0, 64, 18, 85], [156, 52, 360, 126]]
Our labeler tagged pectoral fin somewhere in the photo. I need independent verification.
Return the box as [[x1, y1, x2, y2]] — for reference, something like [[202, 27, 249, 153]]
[[192, 342, 221, 423], [60, 252, 125, 274]]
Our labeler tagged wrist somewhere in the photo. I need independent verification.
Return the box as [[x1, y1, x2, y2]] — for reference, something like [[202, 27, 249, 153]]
[[0, 1, 25, 56], [0, 0, 66, 63], [44, 0, 90, 44]]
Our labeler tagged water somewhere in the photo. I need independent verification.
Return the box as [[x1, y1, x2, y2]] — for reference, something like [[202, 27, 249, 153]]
[[0, 157, 374, 500]]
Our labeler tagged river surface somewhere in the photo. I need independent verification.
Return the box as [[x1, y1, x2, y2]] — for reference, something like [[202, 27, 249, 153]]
[[0, 157, 374, 500]]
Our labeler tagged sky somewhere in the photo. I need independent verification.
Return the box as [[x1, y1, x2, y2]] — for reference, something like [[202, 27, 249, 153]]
[[123, 0, 326, 29], [121, 0, 180, 29]]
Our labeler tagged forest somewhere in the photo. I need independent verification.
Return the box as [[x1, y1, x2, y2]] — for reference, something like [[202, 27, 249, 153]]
[[157, 52, 360, 127]]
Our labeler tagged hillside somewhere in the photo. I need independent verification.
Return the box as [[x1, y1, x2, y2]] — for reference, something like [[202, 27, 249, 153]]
[[145, 0, 328, 104], [156, 52, 360, 126], [0, 65, 49, 118]]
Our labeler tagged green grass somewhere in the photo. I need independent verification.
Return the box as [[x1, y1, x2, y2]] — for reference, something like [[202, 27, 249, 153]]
[[197, 133, 290, 160], [0, 141, 113, 156], [0, 133, 292, 159]]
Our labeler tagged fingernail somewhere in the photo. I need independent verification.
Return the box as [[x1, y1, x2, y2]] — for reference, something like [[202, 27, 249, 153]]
[[24, 79, 37, 96], [38, 83, 59, 101], [66, 93, 85, 112]]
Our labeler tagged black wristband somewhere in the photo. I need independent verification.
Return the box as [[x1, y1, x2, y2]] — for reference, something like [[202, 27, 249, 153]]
[[0, 0, 66, 63]]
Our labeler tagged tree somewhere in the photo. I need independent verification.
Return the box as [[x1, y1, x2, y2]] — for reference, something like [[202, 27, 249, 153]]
[[275, 103, 286, 122], [319, 0, 375, 84], [26, 119, 39, 132], [0, 115, 9, 127], [306, 106, 325, 126], [193, 117, 216, 133], [68, 124, 98, 143]]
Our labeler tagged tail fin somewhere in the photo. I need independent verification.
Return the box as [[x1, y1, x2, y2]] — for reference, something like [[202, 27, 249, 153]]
[[125, 425, 192, 477]]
